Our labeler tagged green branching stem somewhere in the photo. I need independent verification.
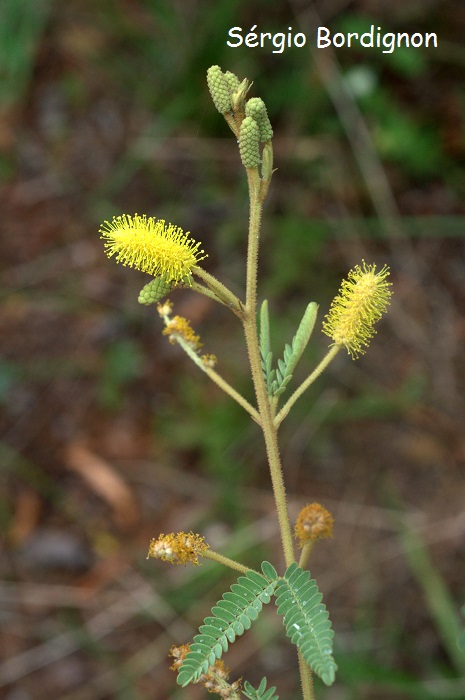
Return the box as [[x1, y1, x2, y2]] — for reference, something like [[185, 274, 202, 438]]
[[160, 313, 260, 424], [193, 266, 244, 319], [190, 280, 230, 308], [202, 364, 261, 425], [274, 345, 341, 427]]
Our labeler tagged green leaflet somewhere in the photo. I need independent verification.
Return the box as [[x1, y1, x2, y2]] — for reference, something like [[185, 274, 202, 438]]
[[272, 302, 318, 397], [243, 677, 279, 700], [259, 300, 276, 394], [258, 301, 318, 398], [274, 562, 337, 687], [177, 562, 278, 687]]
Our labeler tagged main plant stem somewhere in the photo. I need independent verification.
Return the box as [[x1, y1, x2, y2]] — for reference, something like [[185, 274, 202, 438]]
[[242, 170, 295, 569], [242, 169, 315, 700]]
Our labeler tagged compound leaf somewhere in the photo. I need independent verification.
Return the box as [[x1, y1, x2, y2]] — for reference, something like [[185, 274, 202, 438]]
[[177, 562, 278, 687], [273, 302, 318, 397], [259, 300, 275, 393], [275, 562, 337, 686]]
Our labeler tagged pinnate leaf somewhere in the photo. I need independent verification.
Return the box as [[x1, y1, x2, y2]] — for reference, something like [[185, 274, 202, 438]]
[[272, 302, 318, 397], [177, 562, 278, 687], [275, 562, 337, 686]]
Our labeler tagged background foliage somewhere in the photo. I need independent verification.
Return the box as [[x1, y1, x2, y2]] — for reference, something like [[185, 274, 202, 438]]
[[1, 1, 465, 698]]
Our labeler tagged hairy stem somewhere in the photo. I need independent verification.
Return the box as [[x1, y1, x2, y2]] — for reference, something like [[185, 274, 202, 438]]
[[193, 266, 244, 318], [202, 365, 261, 425], [202, 549, 251, 575], [243, 165, 315, 700], [275, 345, 341, 427], [160, 313, 259, 422], [298, 651, 315, 700], [298, 541, 316, 570], [190, 280, 230, 307], [243, 168, 295, 569]]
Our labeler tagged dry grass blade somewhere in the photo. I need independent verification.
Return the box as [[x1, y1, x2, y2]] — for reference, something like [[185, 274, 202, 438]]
[[66, 443, 140, 530]]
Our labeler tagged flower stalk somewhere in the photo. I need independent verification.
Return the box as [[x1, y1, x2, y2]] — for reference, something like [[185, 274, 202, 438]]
[[275, 345, 341, 427], [201, 549, 252, 575], [157, 304, 260, 424], [193, 266, 245, 318]]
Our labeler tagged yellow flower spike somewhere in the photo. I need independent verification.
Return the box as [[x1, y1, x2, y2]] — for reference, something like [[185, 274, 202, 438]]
[[163, 315, 203, 350], [99, 214, 207, 283], [294, 503, 334, 548], [147, 532, 209, 566], [322, 261, 392, 358]]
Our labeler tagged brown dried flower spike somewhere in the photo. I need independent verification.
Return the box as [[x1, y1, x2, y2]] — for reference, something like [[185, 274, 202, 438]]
[[169, 644, 191, 671], [170, 645, 241, 699], [162, 315, 202, 350], [294, 503, 334, 548], [147, 531, 209, 565]]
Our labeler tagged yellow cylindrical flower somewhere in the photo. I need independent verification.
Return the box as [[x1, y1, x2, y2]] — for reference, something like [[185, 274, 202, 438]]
[[322, 261, 392, 358], [100, 214, 206, 283]]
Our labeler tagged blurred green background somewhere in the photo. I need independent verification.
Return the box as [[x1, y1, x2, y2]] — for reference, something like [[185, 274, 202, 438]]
[[1, 1, 465, 698]]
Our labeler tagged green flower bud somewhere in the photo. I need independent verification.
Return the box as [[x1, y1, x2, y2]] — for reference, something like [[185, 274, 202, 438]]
[[224, 70, 240, 92], [239, 116, 260, 169], [206, 65, 232, 113], [231, 77, 250, 112], [245, 97, 273, 141], [261, 141, 273, 181], [138, 276, 173, 305]]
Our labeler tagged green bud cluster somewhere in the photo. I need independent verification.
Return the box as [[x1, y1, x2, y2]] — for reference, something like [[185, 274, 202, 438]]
[[245, 97, 274, 142], [138, 276, 173, 305], [207, 65, 232, 113], [239, 116, 261, 169]]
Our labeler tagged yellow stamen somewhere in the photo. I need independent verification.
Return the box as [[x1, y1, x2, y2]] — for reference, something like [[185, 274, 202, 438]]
[[100, 214, 206, 282], [322, 261, 392, 358]]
